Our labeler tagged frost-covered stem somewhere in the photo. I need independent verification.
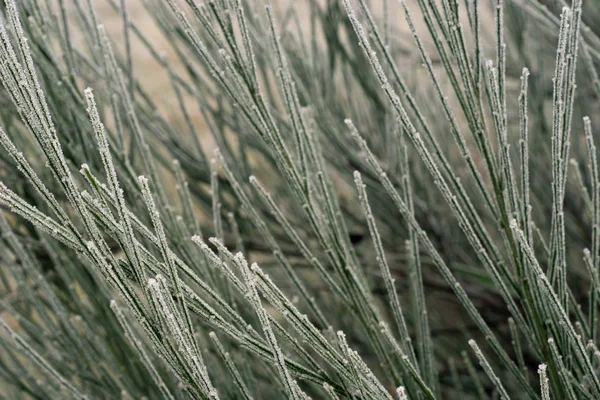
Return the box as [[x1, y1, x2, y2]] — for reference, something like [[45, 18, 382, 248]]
[[139, 176, 210, 393], [538, 364, 550, 400], [468, 339, 510, 400], [208, 332, 254, 400], [85, 87, 147, 286], [234, 254, 301, 400], [354, 171, 417, 367]]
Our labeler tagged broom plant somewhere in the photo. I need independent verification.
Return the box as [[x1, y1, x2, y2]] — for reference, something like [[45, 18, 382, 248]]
[[0, 0, 600, 398]]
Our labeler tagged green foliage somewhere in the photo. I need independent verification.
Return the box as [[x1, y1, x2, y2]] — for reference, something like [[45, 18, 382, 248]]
[[0, 0, 600, 398]]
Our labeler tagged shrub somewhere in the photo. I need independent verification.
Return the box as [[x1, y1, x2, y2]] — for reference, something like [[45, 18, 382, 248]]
[[0, 0, 599, 398]]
